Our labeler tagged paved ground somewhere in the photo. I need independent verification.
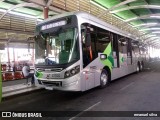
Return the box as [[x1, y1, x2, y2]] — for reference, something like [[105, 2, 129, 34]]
[[2, 78, 31, 87], [0, 61, 160, 120]]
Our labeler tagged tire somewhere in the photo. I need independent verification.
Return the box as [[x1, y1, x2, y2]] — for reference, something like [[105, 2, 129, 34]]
[[100, 69, 109, 88]]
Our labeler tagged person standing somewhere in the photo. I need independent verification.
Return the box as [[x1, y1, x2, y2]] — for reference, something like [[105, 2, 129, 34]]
[[22, 63, 34, 85], [11, 61, 16, 72]]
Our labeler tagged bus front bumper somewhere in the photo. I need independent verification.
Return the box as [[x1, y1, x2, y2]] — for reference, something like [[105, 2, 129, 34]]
[[35, 74, 81, 91]]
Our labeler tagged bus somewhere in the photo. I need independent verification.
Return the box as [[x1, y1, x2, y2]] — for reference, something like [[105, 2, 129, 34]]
[[34, 11, 147, 91]]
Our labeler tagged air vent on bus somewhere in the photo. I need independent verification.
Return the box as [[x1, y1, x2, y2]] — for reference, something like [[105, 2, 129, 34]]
[[37, 68, 63, 72]]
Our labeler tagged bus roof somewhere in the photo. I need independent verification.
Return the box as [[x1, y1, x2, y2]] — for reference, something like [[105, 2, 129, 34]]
[[37, 11, 137, 40]]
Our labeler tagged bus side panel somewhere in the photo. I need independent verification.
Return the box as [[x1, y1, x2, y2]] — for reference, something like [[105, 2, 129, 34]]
[[111, 64, 137, 80]]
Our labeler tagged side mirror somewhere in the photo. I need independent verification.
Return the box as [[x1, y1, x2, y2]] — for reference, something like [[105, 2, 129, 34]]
[[100, 54, 107, 60]]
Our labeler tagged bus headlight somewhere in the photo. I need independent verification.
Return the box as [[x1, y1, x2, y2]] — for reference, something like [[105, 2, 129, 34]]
[[71, 69, 76, 74], [64, 65, 80, 78], [65, 71, 70, 77]]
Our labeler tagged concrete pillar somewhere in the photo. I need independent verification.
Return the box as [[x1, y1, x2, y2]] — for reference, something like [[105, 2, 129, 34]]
[[0, 53, 2, 103], [7, 43, 10, 65]]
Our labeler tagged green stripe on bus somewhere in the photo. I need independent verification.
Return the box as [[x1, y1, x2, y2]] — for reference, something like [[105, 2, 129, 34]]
[[119, 53, 124, 63], [103, 42, 112, 55], [101, 42, 113, 72], [108, 54, 114, 66], [36, 72, 43, 78]]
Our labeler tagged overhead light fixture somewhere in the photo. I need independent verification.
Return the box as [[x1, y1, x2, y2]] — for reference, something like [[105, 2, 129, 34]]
[[135, 37, 139, 40], [0, 9, 6, 12], [152, 31, 160, 34], [139, 28, 160, 31], [147, 34, 156, 37], [149, 37, 160, 39], [125, 17, 138, 22], [133, 23, 158, 28], [150, 15, 160, 18]]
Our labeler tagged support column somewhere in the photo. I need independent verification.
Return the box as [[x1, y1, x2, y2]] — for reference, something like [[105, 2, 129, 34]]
[[13, 47, 15, 62], [32, 44, 34, 66], [7, 43, 10, 67], [0, 53, 2, 103], [43, 7, 49, 19]]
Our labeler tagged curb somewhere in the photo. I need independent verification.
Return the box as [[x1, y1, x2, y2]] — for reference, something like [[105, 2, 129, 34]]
[[2, 87, 44, 101]]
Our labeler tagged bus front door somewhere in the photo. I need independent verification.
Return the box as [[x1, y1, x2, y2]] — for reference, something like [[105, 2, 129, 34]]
[[82, 67, 95, 91], [81, 31, 95, 91]]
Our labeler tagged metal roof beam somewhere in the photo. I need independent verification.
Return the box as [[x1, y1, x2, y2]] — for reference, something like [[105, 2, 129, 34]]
[[97, 0, 137, 18], [0, 0, 5, 3], [140, 28, 160, 31], [150, 40, 160, 44], [0, 3, 41, 20], [149, 38, 160, 42], [133, 23, 158, 28], [0, 29, 34, 35], [125, 13, 160, 23], [138, 24, 160, 30], [146, 38, 159, 42], [144, 36, 157, 41], [111, 5, 160, 13], [139, 32, 152, 37], [27, 0, 66, 13], [46, 0, 53, 7], [0, 39, 34, 43], [43, 0, 53, 7]]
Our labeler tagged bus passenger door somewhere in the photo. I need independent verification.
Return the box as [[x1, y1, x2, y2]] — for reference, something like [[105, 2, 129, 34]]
[[112, 33, 119, 68], [127, 38, 132, 65], [118, 37, 128, 67], [81, 29, 95, 90]]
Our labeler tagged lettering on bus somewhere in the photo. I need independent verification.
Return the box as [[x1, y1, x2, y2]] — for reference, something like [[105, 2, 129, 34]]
[[41, 20, 67, 30]]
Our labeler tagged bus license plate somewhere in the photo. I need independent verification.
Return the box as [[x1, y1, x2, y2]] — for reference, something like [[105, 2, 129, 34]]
[[45, 87, 54, 90]]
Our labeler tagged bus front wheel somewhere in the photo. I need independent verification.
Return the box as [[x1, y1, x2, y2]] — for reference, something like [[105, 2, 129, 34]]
[[100, 69, 109, 88]]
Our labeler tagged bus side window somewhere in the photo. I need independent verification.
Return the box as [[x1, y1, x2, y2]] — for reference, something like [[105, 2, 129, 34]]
[[118, 37, 127, 54], [96, 29, 110, 53]]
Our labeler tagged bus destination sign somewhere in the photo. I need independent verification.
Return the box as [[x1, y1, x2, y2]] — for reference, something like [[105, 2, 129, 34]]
[[41, 20, 67, 31]]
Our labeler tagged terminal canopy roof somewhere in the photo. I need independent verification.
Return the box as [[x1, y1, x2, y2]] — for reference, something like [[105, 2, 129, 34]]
[[0, 0, 160, 47]]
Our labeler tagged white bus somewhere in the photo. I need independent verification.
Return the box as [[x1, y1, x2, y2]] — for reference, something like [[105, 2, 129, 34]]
[[34, 12, 147, 91]]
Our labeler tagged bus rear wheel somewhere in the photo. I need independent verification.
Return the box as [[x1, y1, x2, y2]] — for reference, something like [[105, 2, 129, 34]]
[[100, 69, 109, 88]]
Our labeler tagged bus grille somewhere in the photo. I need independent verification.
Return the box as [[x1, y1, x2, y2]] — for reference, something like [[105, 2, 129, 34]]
[[37, 68, 63, 72], [41, 81, 62, 87]]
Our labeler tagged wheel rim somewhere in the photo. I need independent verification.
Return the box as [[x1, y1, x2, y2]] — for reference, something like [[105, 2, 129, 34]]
[[101, 73, 108, 86]]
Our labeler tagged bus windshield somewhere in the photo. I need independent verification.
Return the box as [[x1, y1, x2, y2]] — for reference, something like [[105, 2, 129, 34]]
[[35, 28, 79, 65]]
